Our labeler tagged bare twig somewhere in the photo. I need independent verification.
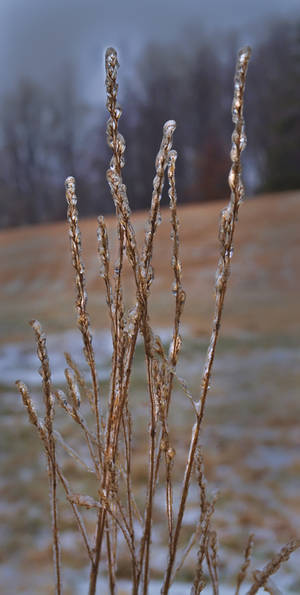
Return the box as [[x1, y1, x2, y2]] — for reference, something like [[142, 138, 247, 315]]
[[161, 45, 252, 595], [16, 381, 94, 563], [65, 176, 102, 467], [17, 43, 297, 595], [246, 540, 300, 595], [30, 320, 62, 595], [235, 534, 255, 595]]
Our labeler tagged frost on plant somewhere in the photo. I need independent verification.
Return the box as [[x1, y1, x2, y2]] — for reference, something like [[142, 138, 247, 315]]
[[16, 45, 300, 595]]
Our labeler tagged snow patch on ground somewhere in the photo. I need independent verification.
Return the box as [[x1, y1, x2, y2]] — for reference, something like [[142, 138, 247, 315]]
[[0, 329, 113, 386], [0, 326, 190, 387]]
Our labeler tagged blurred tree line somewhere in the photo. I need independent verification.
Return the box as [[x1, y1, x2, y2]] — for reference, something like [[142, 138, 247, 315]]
[[0, 20, 299, 228]]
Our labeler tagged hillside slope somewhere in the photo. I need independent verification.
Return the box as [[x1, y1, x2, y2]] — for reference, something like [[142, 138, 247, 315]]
[[1, 191, 300, 592], [0, 190, 299, 344]]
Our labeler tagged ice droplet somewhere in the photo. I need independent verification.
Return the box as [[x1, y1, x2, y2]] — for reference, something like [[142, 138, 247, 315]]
[[228, 169, 235, 189], [232, 107, 239, 124], [168, 149, 177, 163], [167, 447, 175, 461], [163, 120, 176, 136], [215, 274, 223, 292], [240, 131, 247, 152], [98, 260, 105, 278], [105, 47, 118, 66], [147, 265, 154, 286], [238, 46, 251, 65], [115, 107, 122, 120], [65, 175, 76, 191], [230, 145, 238, 162], [179, 289, 186, 306]]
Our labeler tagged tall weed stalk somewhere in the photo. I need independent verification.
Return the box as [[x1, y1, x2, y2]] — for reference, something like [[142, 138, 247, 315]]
[[17, 45, 299, 594]]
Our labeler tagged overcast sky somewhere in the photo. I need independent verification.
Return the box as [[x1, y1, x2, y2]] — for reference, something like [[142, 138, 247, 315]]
[[1, 0, 300, 103]]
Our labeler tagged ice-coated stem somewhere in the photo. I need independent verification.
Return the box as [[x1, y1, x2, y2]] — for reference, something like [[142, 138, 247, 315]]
[[161, 46, 251, 595], [30, 320, 62, 595]]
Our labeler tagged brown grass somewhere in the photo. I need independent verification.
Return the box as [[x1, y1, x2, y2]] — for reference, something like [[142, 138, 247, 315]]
[[14, 45, 300, 595], [1, 190, 300, 346]]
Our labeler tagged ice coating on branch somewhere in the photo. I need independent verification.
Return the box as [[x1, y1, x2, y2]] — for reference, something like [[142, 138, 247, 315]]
[[30, 319, 54, 424], [142, 119, 176, 279], [65, 175, 98, 383], [65, 368, 81, 409], [104, 47, 142, 288], [105, 47, 118, 68], [97, 215, 110, 279], [105, 46, 125, 173], [228, 46, 251, 209], [199, 46, 251, 423], [65, 175, 76, 192], [238, 46, 251, 64], [16, 380, 41, 430], [125, 305, 139, 339], [163, 119, 176, 136], [105, 48, 119, 112]]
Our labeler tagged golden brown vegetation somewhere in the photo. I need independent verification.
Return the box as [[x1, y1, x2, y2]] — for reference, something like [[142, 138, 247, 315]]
[[16, 45, 299, 595]]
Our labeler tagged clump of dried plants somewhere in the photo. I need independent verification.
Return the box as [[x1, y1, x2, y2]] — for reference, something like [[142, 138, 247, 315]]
[[17, 45, 299, 594]]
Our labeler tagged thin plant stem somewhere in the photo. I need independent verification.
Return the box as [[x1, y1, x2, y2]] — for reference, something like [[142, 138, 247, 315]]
[[65, 176, 102, 466], [30, 320, 62, 595], [17, 43, 299, 595], [16, 381, 94, 563], [235, 534, 255, 595], [161, 45, 252, 595], [246, 539, 300, 595]]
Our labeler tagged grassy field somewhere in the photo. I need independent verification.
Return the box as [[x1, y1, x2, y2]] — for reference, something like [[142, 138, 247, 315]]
[[0, 190, 300, 592], [1, 190, 300, 344]]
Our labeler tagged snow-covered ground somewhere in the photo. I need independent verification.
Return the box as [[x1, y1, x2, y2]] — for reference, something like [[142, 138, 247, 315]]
[[1, 329, 300, 593]]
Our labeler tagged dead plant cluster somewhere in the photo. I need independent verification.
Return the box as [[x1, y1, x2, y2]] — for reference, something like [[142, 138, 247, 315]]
[[17, 46, 299, 594]]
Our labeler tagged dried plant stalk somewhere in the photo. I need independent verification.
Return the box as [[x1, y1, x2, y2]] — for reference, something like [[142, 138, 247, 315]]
[[153, 147, 184, 515], [161, 45, 252, 595], [16, 44, 300, 595], [192, 489, 218, 595], [246, 540, 300, 595], [88, 48, 128, 595], [137, 121, 177, 595], [30, 320, 62, 595], [17, 380, 46, 437], [97, 215, 114, 332], [168, 149, 185, 372], [235, 534, 255, 595], [64, 352, 96, 415], [207, 530, 219, 595], [55, 388, 99, 477], [65, 176, 102, 461], [16, 379, 94, 565], [142, 120, 176, 277]]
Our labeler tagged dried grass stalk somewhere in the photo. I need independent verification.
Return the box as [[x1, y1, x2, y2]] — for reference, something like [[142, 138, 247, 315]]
[[16, 378, 94, 570], [64, 351, 96, 415], [16, 43, 299, 595], [97, 215, 114, 331], [168, 149, 185, 372], [55, 388, 99, 476], [246, 539, 300, 595], [30, 320, 62, 595], [161, 44, 252, 595], [235, 533, 255, 595], [65, 176, 102, 461]]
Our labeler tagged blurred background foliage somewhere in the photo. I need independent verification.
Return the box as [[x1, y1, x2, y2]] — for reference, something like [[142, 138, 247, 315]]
[[0, 18, 299, 228]]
